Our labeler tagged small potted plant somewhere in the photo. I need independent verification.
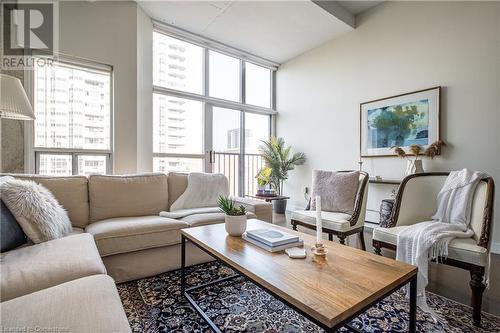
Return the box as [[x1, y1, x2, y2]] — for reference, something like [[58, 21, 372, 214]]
[[218, 196, 247, 236], [391, 140, 446, 175], [255, 167, 272, 196]]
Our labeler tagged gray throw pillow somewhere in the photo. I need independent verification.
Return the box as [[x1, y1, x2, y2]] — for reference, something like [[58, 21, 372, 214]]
[[1, 178, 72, 244], [310, 170, 360, 215], [0, 200, 27, 252]]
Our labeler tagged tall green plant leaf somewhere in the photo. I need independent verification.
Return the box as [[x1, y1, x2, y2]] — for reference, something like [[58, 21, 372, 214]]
[[258, 137, 306, 195]]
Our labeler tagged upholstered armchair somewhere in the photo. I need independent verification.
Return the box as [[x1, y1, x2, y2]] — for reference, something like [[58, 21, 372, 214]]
[[372, 172, 495, 326], [291, 171, 369, 250]]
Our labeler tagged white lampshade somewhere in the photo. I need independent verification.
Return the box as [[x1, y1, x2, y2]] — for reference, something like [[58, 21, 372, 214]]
[[0, 74, 35, 120]]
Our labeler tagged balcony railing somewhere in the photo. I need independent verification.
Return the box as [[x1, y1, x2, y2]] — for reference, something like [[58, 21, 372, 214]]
[[213, 152, 264, 197]]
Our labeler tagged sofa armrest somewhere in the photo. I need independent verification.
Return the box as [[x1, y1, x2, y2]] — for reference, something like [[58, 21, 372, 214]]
[[233, 197, 273, 223]]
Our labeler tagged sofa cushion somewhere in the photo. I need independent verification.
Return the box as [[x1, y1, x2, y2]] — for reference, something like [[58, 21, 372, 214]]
[[0, 275, 131, 333], [0, 200, 27, 252], [181, 212, 256, 228], [5, 174, 89, 228], [85, 216, 188, 257], [71, 227, 85, 234], [234, 197, 273, 223], [103, 243, 214, 283], [0, 233, 106, 301], [291, 210, 352, 232], [89, 173, 169, 222], [372, 226, 488, 266], [168, 172, 188, 210]]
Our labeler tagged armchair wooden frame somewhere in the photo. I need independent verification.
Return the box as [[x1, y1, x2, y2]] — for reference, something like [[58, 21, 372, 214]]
[[372, 172, 495, 327], [291, 171, 369, 251]]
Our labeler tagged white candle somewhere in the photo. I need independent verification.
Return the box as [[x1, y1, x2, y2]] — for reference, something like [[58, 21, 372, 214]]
[[315, 195, 322, 245]]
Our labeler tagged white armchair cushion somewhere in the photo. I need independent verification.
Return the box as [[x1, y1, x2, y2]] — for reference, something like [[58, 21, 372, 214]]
[[291, 210, 353, 232], [373, 226, 488, 266]]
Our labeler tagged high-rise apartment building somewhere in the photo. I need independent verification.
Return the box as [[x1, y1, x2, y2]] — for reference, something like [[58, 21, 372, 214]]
[[153, 34, 203, 173], [34, 62, 111, 176], [151, 32, 271, 196]]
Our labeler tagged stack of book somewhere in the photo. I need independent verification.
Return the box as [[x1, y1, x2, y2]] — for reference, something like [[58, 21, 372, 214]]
[[242, 228, 303, 252]]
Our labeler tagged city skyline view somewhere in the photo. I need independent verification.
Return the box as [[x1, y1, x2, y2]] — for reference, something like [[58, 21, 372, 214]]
[[152, 32, 271, 195], [32, 32, 272, 196], [34, 60, 111, 176]]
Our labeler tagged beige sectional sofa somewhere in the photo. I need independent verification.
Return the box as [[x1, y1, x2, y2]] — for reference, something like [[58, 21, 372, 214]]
[[1, 234, 131, 332], [1, 172, 272, 332]]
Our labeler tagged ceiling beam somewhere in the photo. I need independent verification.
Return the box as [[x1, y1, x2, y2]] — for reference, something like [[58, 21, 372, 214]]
[[311, 1, 355, 28]]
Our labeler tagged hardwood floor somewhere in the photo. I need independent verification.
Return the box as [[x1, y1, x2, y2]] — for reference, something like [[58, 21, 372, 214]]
[[273, 212, 500, 317]]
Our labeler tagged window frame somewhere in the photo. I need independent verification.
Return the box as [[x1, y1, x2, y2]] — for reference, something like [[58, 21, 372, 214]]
[[24, 55, 114, 176], [152, 27, 277, 180]]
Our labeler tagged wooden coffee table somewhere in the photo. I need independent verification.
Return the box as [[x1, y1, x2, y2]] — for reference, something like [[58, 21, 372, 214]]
[[181, 219, 417, 333]]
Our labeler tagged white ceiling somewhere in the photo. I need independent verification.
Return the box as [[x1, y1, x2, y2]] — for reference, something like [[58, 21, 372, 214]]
[[138, 1, 360, 64], [337, 1, 384, 15]]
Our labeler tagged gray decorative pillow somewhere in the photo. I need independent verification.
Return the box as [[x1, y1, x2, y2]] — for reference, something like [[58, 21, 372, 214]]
[[1, 178, 72, 244], [1, 200, 27, 252], [310, 170, 360, 215]]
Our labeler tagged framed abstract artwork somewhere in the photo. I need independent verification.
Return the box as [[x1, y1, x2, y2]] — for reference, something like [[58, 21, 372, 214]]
[[360, 87, 441, 157]]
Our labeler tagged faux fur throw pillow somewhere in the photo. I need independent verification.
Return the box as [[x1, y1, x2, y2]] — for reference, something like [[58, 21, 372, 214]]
[[310, 170, 360, 215], [1, 178, 72, 244], [170, 173, 229, 211]]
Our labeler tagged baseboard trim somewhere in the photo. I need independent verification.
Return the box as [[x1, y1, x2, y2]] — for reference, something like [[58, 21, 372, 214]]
[[490, 242, 500, 254]]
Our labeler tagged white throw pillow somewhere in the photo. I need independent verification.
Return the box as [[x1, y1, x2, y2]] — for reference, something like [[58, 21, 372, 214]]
[[0, 178, 72, 244], [170, 173, 229, 211]]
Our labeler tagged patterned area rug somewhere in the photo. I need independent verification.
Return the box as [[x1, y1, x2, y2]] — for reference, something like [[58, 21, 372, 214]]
[[117, 261, 500, 333]]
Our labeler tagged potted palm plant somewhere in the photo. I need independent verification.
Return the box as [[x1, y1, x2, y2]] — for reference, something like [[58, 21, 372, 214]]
[[218, 196, 247, 236], [259, 137, 306, 214]]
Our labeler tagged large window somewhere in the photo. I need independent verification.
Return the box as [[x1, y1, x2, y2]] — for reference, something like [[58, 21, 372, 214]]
[[32, 59, 113, 176], [245, 62, 271, 108], [209, 51, 240, 102], [153, 32, 203, 94], [153, 28, 276, 196]]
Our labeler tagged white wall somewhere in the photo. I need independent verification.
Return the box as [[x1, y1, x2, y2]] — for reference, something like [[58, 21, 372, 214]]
[[277, 2, 500, 244], [136, 5, 153, 172], [59, 1, 141, 174]]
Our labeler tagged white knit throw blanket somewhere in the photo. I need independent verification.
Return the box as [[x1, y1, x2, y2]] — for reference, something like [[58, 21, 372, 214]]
[[161, 173, 228, 219], [396, 168, 484, 321]]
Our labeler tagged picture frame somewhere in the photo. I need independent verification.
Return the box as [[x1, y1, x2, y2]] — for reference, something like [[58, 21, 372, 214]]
[[360, 87, 441, 158]]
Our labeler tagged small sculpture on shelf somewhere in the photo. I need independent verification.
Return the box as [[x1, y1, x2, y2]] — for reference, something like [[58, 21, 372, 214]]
[[390, 140, 446, 175]]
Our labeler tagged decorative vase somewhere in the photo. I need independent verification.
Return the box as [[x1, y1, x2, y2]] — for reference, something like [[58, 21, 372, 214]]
[[257, 184, 265, 195], [273, 199, 287, 214], [379, 199, 395, 228], [225, 215, 247, 236], [405, 159, 424, 175]]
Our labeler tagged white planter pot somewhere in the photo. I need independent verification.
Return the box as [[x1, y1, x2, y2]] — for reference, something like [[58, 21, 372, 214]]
[[225, 215, 247, 236], [405, 159, 424, 175]]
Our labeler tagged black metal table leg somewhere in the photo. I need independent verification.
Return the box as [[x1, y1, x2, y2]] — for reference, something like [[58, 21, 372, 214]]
[[181, 235, 186, 295], [409, 275, 417, 333]]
